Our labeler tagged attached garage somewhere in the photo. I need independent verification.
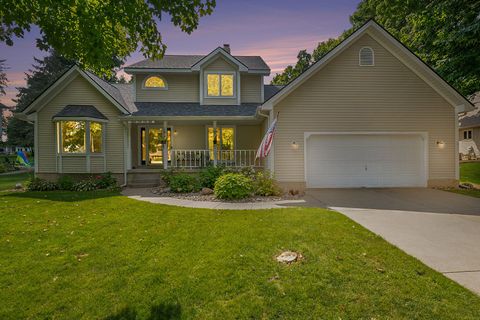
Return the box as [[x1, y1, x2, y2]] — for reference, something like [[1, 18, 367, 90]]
[[305, 133, 427, 188]]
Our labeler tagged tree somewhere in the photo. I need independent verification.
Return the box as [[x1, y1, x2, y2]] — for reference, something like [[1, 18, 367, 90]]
[[6, 51, 73, 147], [272, 0, 480, 96], [0, 59, 7, 96], [271, 50, 312, 85], [0, 0, 216, 74]]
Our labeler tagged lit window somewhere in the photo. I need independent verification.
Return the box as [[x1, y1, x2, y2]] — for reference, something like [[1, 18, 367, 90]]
[[62, 121, 86, 153], [144, 76, 167, 88], [60, 121, 103, 154], [90, 122, 103, 153], [207, 73, 234, 97]]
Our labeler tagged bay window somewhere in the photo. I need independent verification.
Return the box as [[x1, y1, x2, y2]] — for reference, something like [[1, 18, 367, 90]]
[[58, 120, 104, 154]]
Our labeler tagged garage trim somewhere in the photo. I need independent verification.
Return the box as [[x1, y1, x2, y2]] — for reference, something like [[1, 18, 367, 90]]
[[303, 132, 429, 188]]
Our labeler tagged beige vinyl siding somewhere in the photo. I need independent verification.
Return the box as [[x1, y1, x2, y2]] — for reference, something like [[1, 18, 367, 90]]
[[273, 34, 455, 184], [203, 56, 238, 105], [37, 75, 125, 173], [241, 75, 262, 103], [236, 125, 262, 149], [90, 156, 105, 173], [62, 156, 87, 173], [172, 125, 205, 149], [135, 73, 199, 102], [131, 126, 139, 168]]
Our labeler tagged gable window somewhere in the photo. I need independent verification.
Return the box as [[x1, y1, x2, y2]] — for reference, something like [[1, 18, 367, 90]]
[[463, 130, 473, 140], [143, 75, 167, 89], [206, 73, 234, 97], [59, 121, 104, 154], [359, 47, 374, 66]]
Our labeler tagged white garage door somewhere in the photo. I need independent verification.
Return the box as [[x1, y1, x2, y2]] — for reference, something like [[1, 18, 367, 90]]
[[306, 134, 426, 188]]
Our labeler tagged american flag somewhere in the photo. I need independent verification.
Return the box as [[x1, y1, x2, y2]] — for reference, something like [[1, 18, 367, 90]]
[[256, 117, 277, 159]]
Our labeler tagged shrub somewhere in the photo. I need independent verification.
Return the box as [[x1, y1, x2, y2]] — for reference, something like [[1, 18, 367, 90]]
[[214, 173, 253, 200], [57, 175, 75, 191], [199, 165, 224, 189], [72, 179, 98, 192], [0, 162, 5, 173], [94, 172, 117, 189], [27, 177, 58, 191], [169, 173, 200, 193], [252, 171, 281, 196]]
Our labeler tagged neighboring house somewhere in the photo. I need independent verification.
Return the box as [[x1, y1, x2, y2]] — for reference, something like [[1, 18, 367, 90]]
[[18, 20, 473, 190], [459, 92, 480, 160]]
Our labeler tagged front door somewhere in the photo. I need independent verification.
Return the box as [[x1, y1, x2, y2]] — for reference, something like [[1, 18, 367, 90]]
[[140, 127, 171, 166]]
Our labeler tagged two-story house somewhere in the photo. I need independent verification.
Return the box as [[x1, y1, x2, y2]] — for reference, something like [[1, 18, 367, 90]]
[[18, 21, 473, 190]]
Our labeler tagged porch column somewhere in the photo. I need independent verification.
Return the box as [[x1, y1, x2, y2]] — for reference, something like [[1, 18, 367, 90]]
[[163, 121, 168, 169], [213, 121, 217, 167], [126, 122, 132, 170]]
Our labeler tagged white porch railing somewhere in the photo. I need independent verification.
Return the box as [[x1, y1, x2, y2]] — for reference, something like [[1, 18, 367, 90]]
[[170, 149, 258, 168]]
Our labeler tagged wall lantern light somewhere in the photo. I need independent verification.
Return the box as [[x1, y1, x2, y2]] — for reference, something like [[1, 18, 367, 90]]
[[436, 140, 445, 149]]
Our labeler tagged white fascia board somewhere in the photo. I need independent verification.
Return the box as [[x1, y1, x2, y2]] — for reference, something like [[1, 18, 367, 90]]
[[21, 65, 79, 115], [261, 21, 374, 111], [191, 48, 248, 72]]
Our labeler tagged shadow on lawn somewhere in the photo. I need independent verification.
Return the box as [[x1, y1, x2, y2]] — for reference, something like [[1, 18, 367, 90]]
[[3, 190, 120, 202], [104, 303, 181, 320]]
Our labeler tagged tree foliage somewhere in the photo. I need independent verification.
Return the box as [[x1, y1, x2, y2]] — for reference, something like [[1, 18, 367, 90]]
[[6, 51, 73, 147], [0, 0, 216, 74], [0, 59, 7, 96], [272, 0, 480, 96]]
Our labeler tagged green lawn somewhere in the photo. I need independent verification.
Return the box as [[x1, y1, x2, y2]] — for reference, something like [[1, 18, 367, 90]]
[[0, 172, 31, 191], [1, 191, 480, 319], [460, 162, 480, 185]]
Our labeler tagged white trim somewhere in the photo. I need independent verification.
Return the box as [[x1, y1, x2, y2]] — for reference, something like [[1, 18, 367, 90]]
[[260, 76, 265, 102], [199, 66, 204, 105], [204, 71, 237, 98], [236, 71, 241, 105], [455, 112, 459, 180], [33, 113, 38, 175], [21, 66, 130, 116], [261, 20, 473, 112], [303, 131, 429, 188], [191, 48, 248, 72], [127, 122, 132, 170], [85, 122, 91, 173], [359, 46, 375, 66], [141, 74, 168, 90]]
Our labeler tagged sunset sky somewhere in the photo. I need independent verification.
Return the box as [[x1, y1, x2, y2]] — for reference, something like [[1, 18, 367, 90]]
[[0, 0, 360, 107]]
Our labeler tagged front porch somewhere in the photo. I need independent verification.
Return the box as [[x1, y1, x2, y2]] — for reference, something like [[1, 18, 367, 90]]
[[124, 119, 265, 185]]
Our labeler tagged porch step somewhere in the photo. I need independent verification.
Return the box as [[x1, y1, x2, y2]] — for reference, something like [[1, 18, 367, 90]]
[[128, 182, 159, 188]]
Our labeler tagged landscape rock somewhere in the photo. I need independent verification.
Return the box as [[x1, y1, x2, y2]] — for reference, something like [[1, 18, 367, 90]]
[[14, 183, 23, 189], [200, 187, 214, 195], [459, 182, 475, 189]]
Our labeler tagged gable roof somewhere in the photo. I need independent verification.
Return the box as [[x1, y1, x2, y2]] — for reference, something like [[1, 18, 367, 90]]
[[20, 66, 131, 116], [264, 85, 284, 101], [124, 50, 270, 73], [459, 92, 480, 128], [261, 20, 474, 113]]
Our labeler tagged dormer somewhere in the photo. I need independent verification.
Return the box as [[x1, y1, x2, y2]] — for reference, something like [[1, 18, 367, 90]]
[[124, 45, 270, 105]]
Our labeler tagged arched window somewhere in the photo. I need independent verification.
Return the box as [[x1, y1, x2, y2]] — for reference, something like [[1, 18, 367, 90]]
[[143, 75, 167, 89], [359, 47, 374, 66]]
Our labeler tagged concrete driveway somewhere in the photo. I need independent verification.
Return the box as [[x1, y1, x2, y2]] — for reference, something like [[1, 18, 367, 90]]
[[304, 188, 480, 295]]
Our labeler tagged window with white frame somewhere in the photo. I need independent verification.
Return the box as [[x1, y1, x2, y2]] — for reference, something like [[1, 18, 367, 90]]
[[463, 129, 473, 140], [206, 73, 234, 97], [359, 47, 374, 66], [58, 120, 104, 154], [143, 75, 167, 89]]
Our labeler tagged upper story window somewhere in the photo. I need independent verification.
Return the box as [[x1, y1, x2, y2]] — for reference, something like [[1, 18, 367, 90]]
[[463, 130, 473, 140], [143, 75, 167, 89], [59, 121, 103, 154], [359, 47, 374, 66], [207, 73, 234, 97]]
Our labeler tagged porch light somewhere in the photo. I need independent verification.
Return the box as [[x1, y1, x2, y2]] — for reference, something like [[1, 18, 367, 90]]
[[291, 141, 299, 149], [174, 129, 178, 135], [436, 140, 445, 149]]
